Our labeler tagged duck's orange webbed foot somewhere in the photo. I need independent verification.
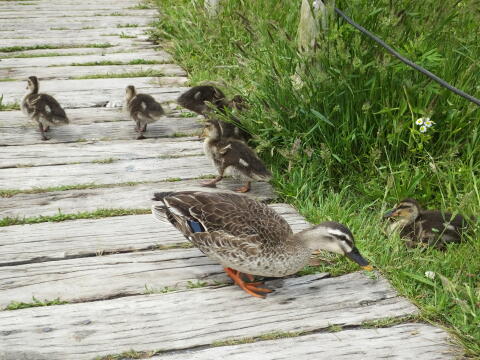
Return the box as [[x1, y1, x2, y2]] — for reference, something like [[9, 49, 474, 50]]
[[224, 267, 272, 298]]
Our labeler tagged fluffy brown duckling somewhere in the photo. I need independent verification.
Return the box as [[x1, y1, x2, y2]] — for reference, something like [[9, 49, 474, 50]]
[[384, 198, 469, 249], [21, 76, 69, 141], [201, 119, 271, 193], [125, 85, 164, 140], [177, 85, 226, 115], [177, 85, 251, 142]]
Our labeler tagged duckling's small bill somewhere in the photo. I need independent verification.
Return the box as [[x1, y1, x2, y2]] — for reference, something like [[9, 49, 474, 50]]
[[383, 209, 395, 218]]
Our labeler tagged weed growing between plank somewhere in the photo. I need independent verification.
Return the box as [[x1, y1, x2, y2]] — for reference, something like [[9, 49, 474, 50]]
[[153, 0, 479, 354], [0, 43, 113, 53], [0, 208, 150, 227], [4, 297, 68, 311]]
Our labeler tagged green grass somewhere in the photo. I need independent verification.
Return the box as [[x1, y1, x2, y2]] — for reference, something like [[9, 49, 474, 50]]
[[0, 208, 150, 227], [91, 157, 117, 164], [117, 23, 139, 28], [94, 349, 162, 360], [0, 182, 144, 198], [186, 280, 208, 289], [155, 0, 479, 355], [0, 43, 113, 53], [62, 59, 164, 66], [4, 297, 68, 311], [2, 51, 93, 58], [73, 69, 164, 79], [118, 32, 137, 39], [0, 96, 20, 111]]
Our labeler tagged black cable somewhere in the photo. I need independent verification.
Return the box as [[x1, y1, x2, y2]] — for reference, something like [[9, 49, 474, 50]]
[[334, 7, 480, 107]]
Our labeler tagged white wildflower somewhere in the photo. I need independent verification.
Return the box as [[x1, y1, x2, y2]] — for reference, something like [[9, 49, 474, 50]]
[[424, 119, 434, 127], [419, 125, 427, 133], [425, 271, 436, 280], [290, 74, 304, 90], [415, 118, 424, 125]]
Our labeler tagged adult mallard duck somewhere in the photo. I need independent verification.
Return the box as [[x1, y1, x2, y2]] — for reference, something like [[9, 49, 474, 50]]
[[201, 119, 270, 193], [21, 76, 69, 141], [152, 191, 372, 298], [125, 85, 165, 140], [177, 85, 250, 142], [384, 198, 468, 249]]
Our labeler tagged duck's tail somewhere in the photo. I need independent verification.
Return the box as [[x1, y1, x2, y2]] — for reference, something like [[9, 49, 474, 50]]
[[151, 192, 175, 223]]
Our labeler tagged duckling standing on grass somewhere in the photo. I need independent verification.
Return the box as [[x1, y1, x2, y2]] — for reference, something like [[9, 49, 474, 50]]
[[21, 76, 69, 141], [152, 191, 373, 298], [384, 198, 469, 249], [201, 119, 270, 193], [177, 85, 251, 142], [125, 85, 164, 140]]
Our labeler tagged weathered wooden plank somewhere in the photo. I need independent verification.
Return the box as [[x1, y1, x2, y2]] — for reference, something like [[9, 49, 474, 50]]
[[0, 107, 192, 127], [0, 50, 170, 68], [1, 79, 188, 108], [0, 272, 418, 360], [0, 2, 143, 11], [0, 155, 214, 189], [0, 35, 151, 48], [0, 18, 154, 32], [0, 204, 299, 266], [0, 9, 157, 19], [0, 116, 201, 145], [0, 179, 276, 219], [0, 248, 226, 307], [0, 137, 203, 167], [154, 323, 458, 360], [0, 45, 158, 59], [1, 77, 176, 93], [0, 26, 148, 40], [1, 64, 187, 81], [1, 85, 184, 109]]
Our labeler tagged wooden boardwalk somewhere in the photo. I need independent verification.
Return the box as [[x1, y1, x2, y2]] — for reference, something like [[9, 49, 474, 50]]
[[0, 1, 459, 359]]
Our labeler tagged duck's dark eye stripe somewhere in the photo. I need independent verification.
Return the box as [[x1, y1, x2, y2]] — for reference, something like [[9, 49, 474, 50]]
[[396, 205, 411, 210]]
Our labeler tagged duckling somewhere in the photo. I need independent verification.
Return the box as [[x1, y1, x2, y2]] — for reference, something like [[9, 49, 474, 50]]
[[152, 191, 372, 298], [384, 198, 468, 249], [227, 94, 248, 111], [177, 85, 227, 115], [21, 76, 69, 141], [201, 119, 270, 193], [177, 85, 251, 142], [125, 85, 164, 140]]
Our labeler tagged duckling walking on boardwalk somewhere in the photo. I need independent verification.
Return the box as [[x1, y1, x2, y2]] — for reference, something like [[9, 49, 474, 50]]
[[177, 85, 250, 142], [384, 198, 468, 249], [21, 76, 69, 141], [152, 191, 372, 298], [202, 119, 270, 193], [125, 85, 164, 140]]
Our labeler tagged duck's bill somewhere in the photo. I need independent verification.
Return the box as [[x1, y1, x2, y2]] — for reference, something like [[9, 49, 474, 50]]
[[383, 209, 395, 218], [346, 247, 372, 270]]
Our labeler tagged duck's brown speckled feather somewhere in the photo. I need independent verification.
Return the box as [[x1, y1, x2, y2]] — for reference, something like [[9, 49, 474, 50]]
[[152, 191, 306, 276]]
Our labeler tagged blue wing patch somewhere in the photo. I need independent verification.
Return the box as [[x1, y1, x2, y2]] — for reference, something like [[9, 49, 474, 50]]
[[187, 219, 205, 233]]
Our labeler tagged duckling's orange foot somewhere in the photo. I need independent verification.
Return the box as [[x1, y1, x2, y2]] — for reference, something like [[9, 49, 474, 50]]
[[200, 179, 217, 188], [224, 267, 272, 298], [235, 186, 250, 193]]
